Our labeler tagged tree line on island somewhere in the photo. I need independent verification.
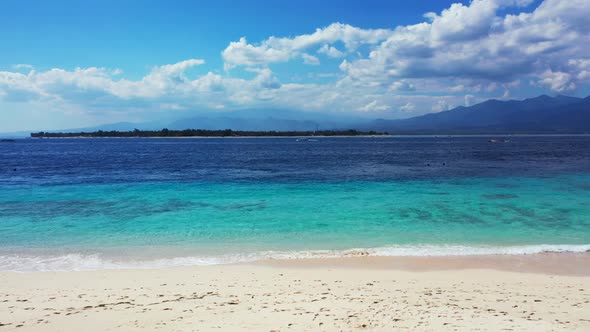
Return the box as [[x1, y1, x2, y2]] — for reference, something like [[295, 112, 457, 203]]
[[30, 128, 389, 138]]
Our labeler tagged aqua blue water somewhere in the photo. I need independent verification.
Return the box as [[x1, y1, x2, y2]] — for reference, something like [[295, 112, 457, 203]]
[[1, 136, 589, 270]]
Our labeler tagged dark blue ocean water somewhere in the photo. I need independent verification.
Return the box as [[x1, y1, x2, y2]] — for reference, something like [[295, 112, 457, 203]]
[[1, 136, 590, 271], [3, 136, 590, 186]]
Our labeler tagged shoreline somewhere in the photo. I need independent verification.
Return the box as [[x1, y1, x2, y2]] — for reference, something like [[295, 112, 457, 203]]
[[2, 246, 590, 273], [1, 254, 589, 331], [26, 135, 392, 139], [20, 133, 590, 138], [255, 252, 590, 276], [1, 252, 589, 275]]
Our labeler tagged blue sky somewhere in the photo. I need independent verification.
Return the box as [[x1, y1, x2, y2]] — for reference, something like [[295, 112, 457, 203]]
[[1, 0, 589, 131], [0, 0, 472, 73]]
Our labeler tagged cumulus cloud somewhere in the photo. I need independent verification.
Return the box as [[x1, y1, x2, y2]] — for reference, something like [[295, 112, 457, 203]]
[[222, 23, 391, 68], [359, 100, 389, 112], [568, 59, 590, 82], [247, 67, 282, 89], [535, 70, 576, 92], [1, 0, 590, 129], [0, 58, 283, 110], [432, 98, 452, 112], [400, 102, 416, 112], [341, 0, 590, 92], [302, 53, 320, 65], [449, 85, 465, 92], [464, 94, 476, 107], [0, 59, 208, 104], [389, 80, 416, 92], [318, 44, 345, 58]]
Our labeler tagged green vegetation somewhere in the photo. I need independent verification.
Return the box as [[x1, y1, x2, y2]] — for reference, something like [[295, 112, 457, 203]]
[[31, 128, 388, 138]]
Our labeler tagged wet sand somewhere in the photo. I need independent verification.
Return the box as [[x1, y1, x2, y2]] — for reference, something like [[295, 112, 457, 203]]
[[258, 252, 590, 276], [1, 254, 589, 331]]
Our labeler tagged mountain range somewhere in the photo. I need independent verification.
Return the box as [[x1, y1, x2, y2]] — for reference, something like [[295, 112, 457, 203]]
[[366, 95, 590, 134], [166, 109, 362, 132], [3, 95, 589, 137]]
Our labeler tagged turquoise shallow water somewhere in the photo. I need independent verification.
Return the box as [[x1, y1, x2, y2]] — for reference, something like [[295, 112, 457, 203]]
[[1, 137, 590, 270], [1, 174, 589, 270]]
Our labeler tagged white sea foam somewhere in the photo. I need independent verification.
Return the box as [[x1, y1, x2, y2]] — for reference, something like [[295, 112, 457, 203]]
[[1, 244, 589, 272]]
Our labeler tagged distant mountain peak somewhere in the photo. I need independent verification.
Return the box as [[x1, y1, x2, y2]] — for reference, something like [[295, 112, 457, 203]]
[[365, 94, 590, 134], [526, 94, 551, 100]]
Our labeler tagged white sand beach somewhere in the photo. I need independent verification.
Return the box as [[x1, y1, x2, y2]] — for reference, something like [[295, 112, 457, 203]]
[[1, 254, 589, 331]]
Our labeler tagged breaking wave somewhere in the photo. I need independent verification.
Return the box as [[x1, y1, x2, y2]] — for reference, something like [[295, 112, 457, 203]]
[[1, 244, 589, 272]]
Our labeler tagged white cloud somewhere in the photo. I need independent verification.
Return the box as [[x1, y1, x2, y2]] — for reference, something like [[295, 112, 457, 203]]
[[13, 64, 34, 71], [0, 58, 273, 108], [359, 100, 389, 112], [1, 0, 590, 130], [318, 44, 345, 58], [0, 59, 209, 105], [568, 59, 590, 81], [302, 53, 320, 65], [464, 94, 476, 107], [535, 70, 576, 92], [389, 80, 416, 92], [222, 37, 291, 69], [341, 0, 590, 90], [400, 102, 416, 112], [432, 99, 452, 112], [449, 85, 465, 92], [222, 23, 391, 68], [246, 67, 282, 89], [159, 103, 186, 110]]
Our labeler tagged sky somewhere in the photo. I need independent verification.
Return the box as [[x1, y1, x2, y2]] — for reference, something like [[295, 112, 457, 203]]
[[1, 0, 589, 131]]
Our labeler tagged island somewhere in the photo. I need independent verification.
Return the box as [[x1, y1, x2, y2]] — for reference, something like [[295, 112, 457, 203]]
[[30, 128, 389, 138]]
